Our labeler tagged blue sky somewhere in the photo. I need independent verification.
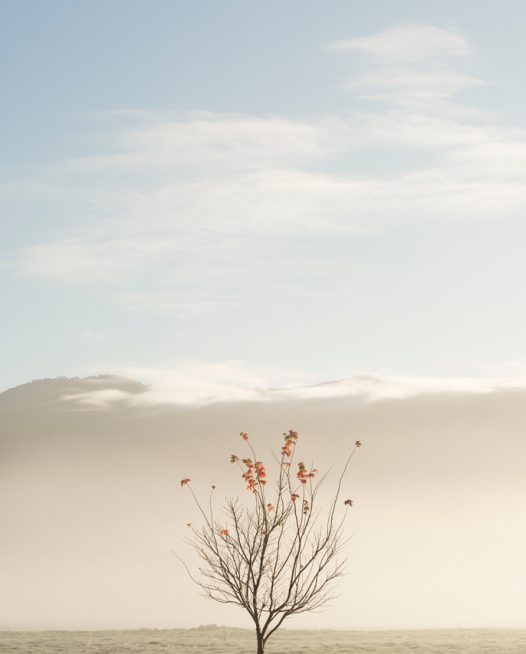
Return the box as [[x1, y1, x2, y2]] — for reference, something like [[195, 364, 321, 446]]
[[3, 1, 526, 397]]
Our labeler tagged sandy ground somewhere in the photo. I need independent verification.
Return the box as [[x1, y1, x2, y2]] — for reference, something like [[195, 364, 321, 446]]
[[1, 627, 526, 653]]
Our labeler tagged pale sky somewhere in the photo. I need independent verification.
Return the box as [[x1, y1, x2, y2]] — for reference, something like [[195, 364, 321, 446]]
[[3, 1, 526, 396]]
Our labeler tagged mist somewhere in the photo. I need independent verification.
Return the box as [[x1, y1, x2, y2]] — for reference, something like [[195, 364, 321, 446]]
[[1, 377, 525, 630]]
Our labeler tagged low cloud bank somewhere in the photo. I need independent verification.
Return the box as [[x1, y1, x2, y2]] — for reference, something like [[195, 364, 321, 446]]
[[53, 368, 526, 408]]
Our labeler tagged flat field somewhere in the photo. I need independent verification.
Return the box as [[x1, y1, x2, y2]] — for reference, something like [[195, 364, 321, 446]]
[[1, 628, 525, 654]]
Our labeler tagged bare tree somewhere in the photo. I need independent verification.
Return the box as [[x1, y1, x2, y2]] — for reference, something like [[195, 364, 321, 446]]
[[179, 429, 361, 654]]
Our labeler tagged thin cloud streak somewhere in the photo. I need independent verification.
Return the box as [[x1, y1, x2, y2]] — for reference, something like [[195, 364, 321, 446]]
[[328, 24, 473, 62]]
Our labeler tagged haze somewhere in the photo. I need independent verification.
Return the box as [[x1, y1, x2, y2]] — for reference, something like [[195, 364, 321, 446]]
[[1, 376, 525, 630]]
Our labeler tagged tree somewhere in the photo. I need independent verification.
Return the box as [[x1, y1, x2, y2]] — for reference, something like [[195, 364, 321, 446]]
[[179, 429, 361, 654]]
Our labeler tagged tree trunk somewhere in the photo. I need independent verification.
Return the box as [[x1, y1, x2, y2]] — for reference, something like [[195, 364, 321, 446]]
[[256, 633, 264, 654]]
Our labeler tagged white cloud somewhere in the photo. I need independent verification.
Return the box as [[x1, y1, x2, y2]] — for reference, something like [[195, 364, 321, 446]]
[[328, 24, 472, 62], [65, 362, 307, 407], [351, 68, 482, 108], [13, 139, 526, 285], [66, 112, 343, 174], [115, 292, 219, 317], [61, 388, 131, 409], [281, 375, 526, 401], [330, 23, 480, 109], [8, 23, 526, 306], [59, 362, 526, 408], [16, 230, 199, 283]]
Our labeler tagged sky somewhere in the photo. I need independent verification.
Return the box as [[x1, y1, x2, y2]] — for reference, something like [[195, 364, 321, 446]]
[[3, 1, 526, 396]]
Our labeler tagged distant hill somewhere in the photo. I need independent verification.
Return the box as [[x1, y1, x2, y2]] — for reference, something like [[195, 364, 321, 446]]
[[0, 375, 147, 412], [1, 375, 526, 630]]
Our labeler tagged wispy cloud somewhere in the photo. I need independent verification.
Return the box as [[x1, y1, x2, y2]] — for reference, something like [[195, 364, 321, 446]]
[[7, 24, 526, 317], [115, 292, 219, 317], [330, 23, 480, 109], [349, 68, 482, 104], [328, 24, 472, 62]]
